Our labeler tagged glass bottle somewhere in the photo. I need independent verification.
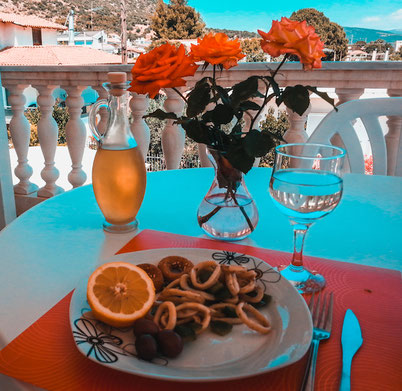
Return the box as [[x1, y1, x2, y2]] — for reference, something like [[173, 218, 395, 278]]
[[89, 72, 146, 233], [197, 147, 259, 240]]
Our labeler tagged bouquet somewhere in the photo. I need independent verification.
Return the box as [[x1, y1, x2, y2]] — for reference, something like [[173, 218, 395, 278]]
[[128, 17, 335, 235]]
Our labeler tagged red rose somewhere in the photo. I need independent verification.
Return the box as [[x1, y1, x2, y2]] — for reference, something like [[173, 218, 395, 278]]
[[190, 33, 245, 70], [258, 17, 325, 70], [129, 43, 198, 98]]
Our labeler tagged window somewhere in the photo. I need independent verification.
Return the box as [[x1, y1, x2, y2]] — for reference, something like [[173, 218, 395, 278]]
[[32, 28, 42, 46]]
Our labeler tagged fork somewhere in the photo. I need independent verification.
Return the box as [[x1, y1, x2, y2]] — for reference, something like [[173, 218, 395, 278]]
[[300, 291, 334, 391]]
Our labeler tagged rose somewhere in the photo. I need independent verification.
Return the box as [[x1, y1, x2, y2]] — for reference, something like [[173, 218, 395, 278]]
[[258, 17, 325, 70], [190, 33, 245, 70], [129, 43, 198, 99]]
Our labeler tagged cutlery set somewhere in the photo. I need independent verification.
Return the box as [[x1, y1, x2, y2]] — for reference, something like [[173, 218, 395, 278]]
[[301, 292, 363, 391]]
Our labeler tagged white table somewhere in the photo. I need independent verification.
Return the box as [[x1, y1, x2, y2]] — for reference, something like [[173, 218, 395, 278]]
[[0, 167, 401, 350]]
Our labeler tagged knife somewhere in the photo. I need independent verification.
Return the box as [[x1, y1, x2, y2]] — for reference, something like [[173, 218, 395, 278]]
[[339, 309, 363, 391]]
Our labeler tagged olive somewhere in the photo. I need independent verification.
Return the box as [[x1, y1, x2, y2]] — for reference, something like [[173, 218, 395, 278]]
[[156, 329, 184, 358], [135, 334, 158, 361], [133, 318, 159, 338]]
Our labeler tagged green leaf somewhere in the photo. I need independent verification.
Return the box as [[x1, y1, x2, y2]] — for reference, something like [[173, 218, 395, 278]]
[[239, 101, 261, 111], [182, 119, 211, 144], [230, 122, 243, 135], [215, 85, 231, 106], [226, 144, 255, 174], [264, 76, 281, 97], [305, 86, 337, 110], [143, 109, 178, 121], [230, 76, 259, 107], [282, 85, 310, 116], [242, 129, 277, 158], [174, 324, 197, 342], [195, 76, 212, 89], [210, 321, 233, 336], [186, 83, 211, 117], [210, 104, 234, 125]]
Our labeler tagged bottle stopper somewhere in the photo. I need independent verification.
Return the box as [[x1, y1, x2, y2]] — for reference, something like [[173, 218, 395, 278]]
[[107, 72, 128, 96]]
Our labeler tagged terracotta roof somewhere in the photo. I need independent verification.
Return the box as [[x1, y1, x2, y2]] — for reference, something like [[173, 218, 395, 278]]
[[0, 46, 126, 65], [0, 12, 67, 30]]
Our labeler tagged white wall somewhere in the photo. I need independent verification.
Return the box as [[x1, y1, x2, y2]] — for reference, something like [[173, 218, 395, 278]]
[[41, 29, 58, 45], [0, 23, 16, 49], [13, 26, 33, 46]]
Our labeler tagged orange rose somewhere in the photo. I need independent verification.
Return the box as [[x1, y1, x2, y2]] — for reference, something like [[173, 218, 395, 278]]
[[129, 43, 198, 99], [258, 17, 325, 70], [190, 33, 245, 70]]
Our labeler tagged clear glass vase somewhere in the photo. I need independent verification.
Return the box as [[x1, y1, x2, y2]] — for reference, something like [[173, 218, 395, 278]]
[[197, 148, 259, 241]]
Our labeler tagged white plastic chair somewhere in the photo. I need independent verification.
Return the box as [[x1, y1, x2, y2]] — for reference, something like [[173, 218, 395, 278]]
[[307, 97, 402, 176]]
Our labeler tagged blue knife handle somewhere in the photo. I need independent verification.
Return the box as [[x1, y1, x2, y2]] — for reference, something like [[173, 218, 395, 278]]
[[339, 355, 352, 391]]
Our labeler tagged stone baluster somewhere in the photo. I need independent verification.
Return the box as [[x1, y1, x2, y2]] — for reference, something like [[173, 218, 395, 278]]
[[93, 84, 109, 137], [129, 92, 150, 159], [5, 84, 38, 195], [284, 105, 311, 144], [162, 88, 185, 169], [64, 85, 87, 188], [386, 89, 402, 176], [34, 85, 64, 197]]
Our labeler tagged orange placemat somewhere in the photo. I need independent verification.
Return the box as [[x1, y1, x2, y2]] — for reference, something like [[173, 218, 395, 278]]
[[0, 229, 401, 391]]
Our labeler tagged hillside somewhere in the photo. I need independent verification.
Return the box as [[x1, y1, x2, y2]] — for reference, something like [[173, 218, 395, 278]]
[[0, 0, 157, 38], [343, 26, 402, 44]]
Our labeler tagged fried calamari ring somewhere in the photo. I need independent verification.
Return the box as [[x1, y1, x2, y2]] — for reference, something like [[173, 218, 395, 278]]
[[158, 256, 194, 282], [179, 274, 215, 301], [175, 303, 211, 333], [137, 263, 164, 292], [158, 288, 204, 303], [236, 302, 271, 334], [190, 261, 221, 290], [225, 272, 240, 296], [210, 303, 243, 324], [153, 301, 177, 330], [240, 286, 264, 303]]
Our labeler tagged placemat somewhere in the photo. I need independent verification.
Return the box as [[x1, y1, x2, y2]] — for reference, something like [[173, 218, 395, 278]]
[[0, 229, 401, 391]]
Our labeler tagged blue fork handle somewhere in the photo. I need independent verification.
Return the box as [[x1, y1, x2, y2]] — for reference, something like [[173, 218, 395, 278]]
[[301, 340, 320, 391]]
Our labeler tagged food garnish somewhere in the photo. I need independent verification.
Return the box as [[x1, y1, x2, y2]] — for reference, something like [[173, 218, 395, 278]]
[[86, 262, 155, 328]]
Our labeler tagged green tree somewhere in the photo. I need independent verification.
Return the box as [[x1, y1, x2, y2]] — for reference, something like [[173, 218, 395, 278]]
[[390, 47, 402, 61], [258, 108, 289, 167], [290, 8, 348, 61], [240, 38, 266, 62], [25, 100, 70, 146], [365, 39, 394, 54], [151, 0, 205, 40]]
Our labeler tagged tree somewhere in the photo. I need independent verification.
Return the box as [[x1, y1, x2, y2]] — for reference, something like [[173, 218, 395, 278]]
[[290, 8, 348, 61], [390, 47, 402, 61], [151, 0, 205, 40], [240, 38, 267, 62], [365, 39, 394, 54]]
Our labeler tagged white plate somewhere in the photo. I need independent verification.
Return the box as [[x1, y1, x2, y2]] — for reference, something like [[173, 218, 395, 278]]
[[70, 248, 312, 382]]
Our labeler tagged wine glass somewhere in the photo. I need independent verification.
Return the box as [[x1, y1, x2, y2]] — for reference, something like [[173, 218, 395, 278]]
[[269, 143, 346, 293]]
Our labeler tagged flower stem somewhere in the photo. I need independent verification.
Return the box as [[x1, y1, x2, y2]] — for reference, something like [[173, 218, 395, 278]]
[[248, 53, 289, 132], [198, 205, 222, 225], [229, 188, 255, 232], [172, 87, 188, 104]]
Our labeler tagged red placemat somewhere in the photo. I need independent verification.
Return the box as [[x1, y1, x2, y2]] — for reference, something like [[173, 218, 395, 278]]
[[0, 229, 401, 391]]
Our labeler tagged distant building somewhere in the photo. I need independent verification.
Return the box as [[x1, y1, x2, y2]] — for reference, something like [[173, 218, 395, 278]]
[[57, 30, 115, 54], [0, 12, 67, 50], [395, 40, 402, 52], [345, 49, 370, 61]]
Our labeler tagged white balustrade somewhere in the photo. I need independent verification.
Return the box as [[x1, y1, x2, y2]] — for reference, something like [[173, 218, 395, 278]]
[[64, 85, 87, 189], [162, 88, 185, 169], [0, 63, 401, 216], [386, 89, 402, 176], [35, 84, 64, 197], [4, 83, 38, 195], [129, 92, 150, 159]]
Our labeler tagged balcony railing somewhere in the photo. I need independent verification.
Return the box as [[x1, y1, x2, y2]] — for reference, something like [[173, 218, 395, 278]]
[[1, 62, 402, 217]]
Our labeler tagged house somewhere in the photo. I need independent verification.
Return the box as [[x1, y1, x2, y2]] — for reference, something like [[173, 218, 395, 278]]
[[0, 12, 67, 50], [0, 12, 123, 120]]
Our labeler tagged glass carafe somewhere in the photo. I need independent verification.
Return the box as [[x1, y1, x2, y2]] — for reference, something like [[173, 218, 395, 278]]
[[89, 72, 146, 233]]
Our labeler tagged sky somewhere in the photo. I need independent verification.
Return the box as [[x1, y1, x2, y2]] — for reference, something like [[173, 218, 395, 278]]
[[185, 0, 402, 32]]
